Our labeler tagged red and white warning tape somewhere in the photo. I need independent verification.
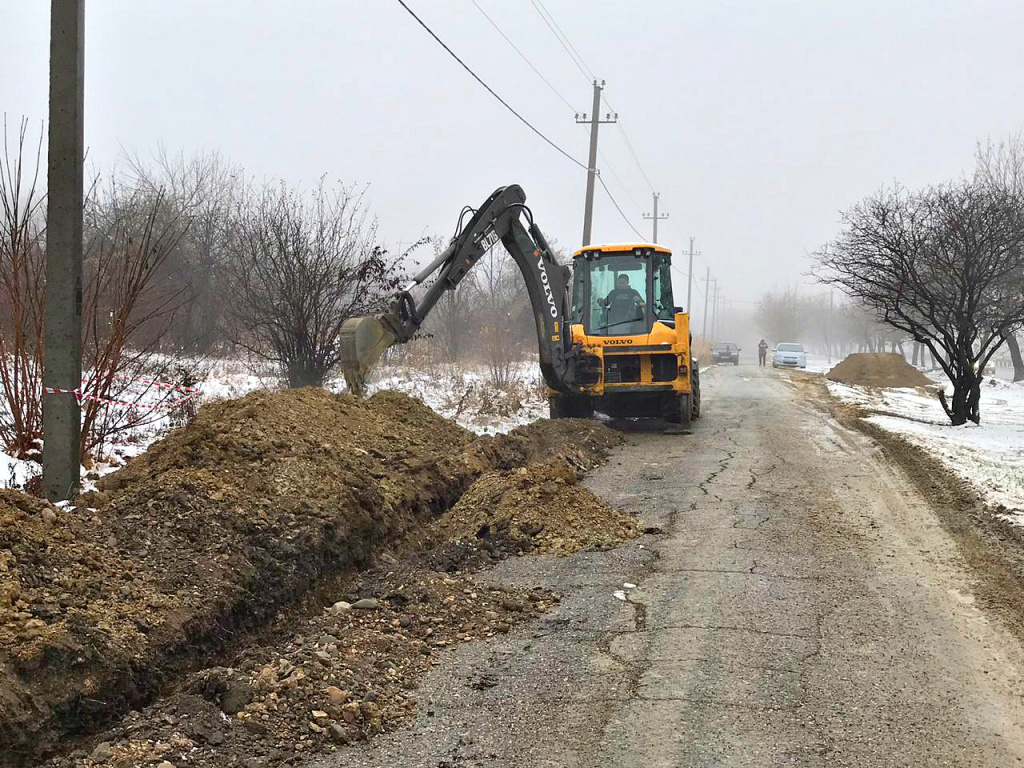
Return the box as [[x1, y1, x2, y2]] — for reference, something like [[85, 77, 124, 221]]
[[43, 378, 201, 411]]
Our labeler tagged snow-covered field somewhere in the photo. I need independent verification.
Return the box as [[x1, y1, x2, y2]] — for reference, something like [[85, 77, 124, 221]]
[[827, 373, 1024, 521]]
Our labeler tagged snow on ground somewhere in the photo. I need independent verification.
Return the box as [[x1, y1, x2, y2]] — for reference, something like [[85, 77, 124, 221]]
[[827, 372, 1024, 520], [357, 362, 548, 435], [804, 354, 836, 375], [193, 358, 549, 435]]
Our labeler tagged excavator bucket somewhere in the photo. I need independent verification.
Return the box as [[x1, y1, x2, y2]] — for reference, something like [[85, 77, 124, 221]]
[[339, 315, 397, 396]]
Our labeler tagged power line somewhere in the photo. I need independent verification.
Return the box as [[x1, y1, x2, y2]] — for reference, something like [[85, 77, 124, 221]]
[[469, 0, 577, 113], [527, 0, 594, 84], [395, 0, 587, 171], [597, 173, 645, 240], [616, 119, 657, 192], [598, 148, 644, 213]]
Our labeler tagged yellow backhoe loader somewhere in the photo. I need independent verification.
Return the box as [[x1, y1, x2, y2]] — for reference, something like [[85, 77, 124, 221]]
[[340, 185, 700, 424]]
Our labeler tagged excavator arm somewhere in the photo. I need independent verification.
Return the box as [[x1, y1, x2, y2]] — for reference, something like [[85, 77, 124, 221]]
[[340, 185, 593, 394]]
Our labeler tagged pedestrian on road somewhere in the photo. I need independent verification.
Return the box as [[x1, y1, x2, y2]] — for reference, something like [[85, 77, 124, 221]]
[[758, 339, 768, 367]]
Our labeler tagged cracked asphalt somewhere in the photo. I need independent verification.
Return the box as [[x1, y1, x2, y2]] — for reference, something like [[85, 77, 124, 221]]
[[321, 364, 1024, 767]]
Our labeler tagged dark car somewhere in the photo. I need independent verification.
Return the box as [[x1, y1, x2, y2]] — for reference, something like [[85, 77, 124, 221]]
[[712, 342, 740, 365]]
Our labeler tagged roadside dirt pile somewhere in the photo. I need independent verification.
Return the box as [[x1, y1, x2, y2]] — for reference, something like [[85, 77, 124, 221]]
[[0, 390, 621, 765], [431, 458, 640, 556], [55, 565, 554, 767], [826, 353, 932, 389]]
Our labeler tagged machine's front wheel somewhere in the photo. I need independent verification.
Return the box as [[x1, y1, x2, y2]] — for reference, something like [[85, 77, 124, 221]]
[[663, 393, 692, 426]]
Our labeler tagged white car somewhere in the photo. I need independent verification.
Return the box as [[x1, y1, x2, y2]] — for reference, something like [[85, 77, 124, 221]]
[[772, 342, 806, 369]]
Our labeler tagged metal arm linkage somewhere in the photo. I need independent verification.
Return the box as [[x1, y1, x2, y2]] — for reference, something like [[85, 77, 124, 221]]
[[340, 185, 584, 394]]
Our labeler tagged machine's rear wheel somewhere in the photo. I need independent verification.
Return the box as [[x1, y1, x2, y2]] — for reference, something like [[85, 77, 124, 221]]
[[662, 393, 691, 425], [691, 378, 702, 421], [549, 394, 594, 419]]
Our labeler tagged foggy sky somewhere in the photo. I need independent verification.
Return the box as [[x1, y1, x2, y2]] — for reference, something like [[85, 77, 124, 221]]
[[5, 1, 1024, 311]]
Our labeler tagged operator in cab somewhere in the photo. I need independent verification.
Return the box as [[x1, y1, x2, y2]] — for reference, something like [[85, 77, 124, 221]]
[[600, 274, 645, 330]]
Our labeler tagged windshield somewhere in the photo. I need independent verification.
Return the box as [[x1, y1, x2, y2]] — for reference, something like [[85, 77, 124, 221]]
[[777, 343, 804, 352], [714, 343, 736, 351], [575, 253, 650, 336]]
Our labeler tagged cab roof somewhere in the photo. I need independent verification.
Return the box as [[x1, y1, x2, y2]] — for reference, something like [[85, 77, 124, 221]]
[[573, 242, 672, 258]]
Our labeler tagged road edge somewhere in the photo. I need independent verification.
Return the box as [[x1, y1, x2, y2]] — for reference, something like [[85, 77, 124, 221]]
[[799, 373, 1024, 644]]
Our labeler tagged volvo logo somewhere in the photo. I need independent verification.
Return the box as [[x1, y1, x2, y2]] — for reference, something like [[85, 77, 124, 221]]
[[536, 254, 559, 318]]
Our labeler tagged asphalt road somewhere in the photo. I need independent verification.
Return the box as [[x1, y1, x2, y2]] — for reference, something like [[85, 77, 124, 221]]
[[323, 364, 1024, 767]]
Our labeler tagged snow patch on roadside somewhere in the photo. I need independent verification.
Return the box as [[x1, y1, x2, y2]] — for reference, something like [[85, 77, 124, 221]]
[[827, 376, 1024, 518]]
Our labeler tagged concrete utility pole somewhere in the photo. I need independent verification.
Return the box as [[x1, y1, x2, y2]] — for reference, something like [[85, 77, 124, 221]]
[[576, 80, 616, 246], [701, 267, 711, 340], [642, 192, 669, 243], [710, 279, 720, 340], [43, 0, 85, 501], [686, 237, 698, 314]]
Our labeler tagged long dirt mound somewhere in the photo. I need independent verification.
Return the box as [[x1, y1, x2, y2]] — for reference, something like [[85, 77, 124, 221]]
[[0, 390, 620, 766], [825, 353, 932, 389]]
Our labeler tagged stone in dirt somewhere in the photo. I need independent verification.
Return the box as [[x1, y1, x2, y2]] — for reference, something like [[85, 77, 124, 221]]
[[825, 353, 932, 389]]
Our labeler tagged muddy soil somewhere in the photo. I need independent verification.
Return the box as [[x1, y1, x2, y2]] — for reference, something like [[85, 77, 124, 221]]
[[0, 389, 620, 767], [825, 352, 932, 388], [430, 458, 641, 558]]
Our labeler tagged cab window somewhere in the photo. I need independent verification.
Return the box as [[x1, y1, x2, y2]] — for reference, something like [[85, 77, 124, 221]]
[[583, 254, 648, 336]]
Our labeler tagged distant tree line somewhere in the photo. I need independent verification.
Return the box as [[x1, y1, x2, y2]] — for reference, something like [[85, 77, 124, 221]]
[[754, 288, 943, 365]]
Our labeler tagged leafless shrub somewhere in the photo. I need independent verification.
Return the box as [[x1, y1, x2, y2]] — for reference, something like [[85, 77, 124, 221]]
[[0, 117, 46, 458], [223, 180, 403, 388]]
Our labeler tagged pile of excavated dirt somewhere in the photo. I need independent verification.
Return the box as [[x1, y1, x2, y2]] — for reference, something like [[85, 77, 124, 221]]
[[54, 565, 554, 767], [0, 389, 620, 766], [825, 353, 932, 389], [431, 458, 640, 557]]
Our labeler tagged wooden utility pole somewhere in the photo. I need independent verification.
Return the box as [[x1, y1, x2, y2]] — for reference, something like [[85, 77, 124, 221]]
[[576, 80, 616, 246], [43, 0, 85, 501], [642, 192, 669, 243]]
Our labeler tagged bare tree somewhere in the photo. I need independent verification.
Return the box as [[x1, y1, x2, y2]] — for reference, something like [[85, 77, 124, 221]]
[[123, 148, 239, 353], [815, 182, 1024, 425], [468, 243, 532, 390], [79, 179, 194, 457], [420, 238, 472, 365], [976, 133, 1024, 381], [223, 180, 401, 388], [754, 287, 803, 344]]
